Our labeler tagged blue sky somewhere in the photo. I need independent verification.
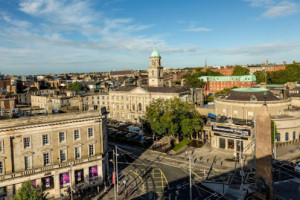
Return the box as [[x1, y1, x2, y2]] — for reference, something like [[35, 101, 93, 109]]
[[0, 0, 300, 74]]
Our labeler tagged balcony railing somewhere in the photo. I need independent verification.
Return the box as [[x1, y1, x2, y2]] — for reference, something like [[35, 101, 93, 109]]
[[0, 154, 103, 182]]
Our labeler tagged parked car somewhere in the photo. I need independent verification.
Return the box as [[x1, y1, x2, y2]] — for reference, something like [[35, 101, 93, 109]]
[[109, 130, 116, 135], [119, 121, 129, 127], [295, 164, 300, 172], [128, 126, 143, 135], [125, 133, 135, 138]]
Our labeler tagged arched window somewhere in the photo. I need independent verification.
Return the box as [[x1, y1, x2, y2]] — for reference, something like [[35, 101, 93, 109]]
[[152, 60, 155, 66], [277, 133, 280, 141], [138, 103, 142, 111], [293, 131, 296, 140], [152, 70, 154, 76], [285, 132, 289, 141]]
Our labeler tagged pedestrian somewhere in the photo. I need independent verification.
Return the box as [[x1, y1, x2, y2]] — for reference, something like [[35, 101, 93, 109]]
[[97, 186, 100, 194], [104, 185, 107, 193]]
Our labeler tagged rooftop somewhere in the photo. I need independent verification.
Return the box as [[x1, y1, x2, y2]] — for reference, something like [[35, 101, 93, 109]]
[[232, 88, 268, 92]]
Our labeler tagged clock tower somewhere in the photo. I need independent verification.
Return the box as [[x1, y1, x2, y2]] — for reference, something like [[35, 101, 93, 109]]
[[148, 45, 164, 87]]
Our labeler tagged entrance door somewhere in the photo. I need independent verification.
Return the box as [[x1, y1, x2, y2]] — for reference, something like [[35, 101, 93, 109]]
[[236, 140, 244, 152], [219, 138, 225, 149], [228, 139, 234, 150]]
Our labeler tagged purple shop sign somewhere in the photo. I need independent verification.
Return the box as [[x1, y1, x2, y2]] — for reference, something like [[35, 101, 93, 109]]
[[77, 171, 82, 181], [45, 177, 51, 188], [31, 180, 36, 187], [59, 172, 70, 187], [89, 166, 98, 180]]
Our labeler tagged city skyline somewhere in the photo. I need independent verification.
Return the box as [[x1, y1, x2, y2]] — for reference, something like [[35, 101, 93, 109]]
[[1, 0, 300, 74]]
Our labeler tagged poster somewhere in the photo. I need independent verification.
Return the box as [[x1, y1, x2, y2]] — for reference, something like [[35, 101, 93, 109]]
[[31, 180, 36, 187], [59, 172, 70, 188], [77, 171, 82, 181], [45, 177, 51, 188], [89, 166, 98, 180]]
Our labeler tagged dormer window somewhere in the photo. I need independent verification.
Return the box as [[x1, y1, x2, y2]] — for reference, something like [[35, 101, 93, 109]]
[[250, 95, 257, 101]]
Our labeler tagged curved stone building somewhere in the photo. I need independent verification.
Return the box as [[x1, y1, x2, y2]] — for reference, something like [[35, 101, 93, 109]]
[[214, 88, 300, 142]]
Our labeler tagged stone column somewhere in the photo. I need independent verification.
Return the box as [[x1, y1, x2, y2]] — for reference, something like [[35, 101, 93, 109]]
[[254, 105, 274, 199]]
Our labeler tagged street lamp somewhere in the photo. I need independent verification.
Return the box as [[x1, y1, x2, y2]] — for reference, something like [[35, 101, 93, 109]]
[[69, 163, 74, 200]]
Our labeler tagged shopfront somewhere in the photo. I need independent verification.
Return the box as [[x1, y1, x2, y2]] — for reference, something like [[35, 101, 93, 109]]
[[89, 166, 98, 181], [59, 172, 70, 188], [75, 169, 84, 185], [42, 176, 54, 190], [211, 123, 254, 154]]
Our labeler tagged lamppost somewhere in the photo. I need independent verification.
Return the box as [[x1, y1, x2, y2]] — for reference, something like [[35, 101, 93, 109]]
[[69, 163, 74, 200], [109, 150, 117, 200]]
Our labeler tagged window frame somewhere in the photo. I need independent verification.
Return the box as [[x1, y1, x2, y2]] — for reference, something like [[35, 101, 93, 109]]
[[24, 156, 32, 170], [74, 129, 80, 141], [0, 140, 3, 153], [0, 161, 4, 175], [23, 137, 31, 149], [89, 144, 95, 156], [60, 149, 67, 163], [42, 134, 50, 146], [88, 127, 94, 138], [59, 132, 66, 143], [74, 147, 81, 160], [43, 152, 51, 166]]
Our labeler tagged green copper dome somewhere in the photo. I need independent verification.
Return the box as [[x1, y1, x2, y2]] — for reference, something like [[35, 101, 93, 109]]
[[151, 46, 160, 57]]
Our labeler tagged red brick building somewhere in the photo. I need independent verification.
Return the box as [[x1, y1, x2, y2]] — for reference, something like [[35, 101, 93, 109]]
[[201, 66, 234, 76], [199, 75, 256, 95]]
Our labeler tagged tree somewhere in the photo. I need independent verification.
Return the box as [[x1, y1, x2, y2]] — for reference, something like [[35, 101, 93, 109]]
[[232, 66, 250, 76], [67, 81, 84, 92], [13, 181, 46, 200], [145, 98, 203, 143], [181, 69, 221, 88], [271, 120, 278, 144]]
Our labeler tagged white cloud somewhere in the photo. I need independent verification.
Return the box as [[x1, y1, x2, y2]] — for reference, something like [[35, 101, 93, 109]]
[[19, 0, 97, 25], [181, 27, 212, 32], [244, 0, 298, 18], [262, 1, 297, 18]]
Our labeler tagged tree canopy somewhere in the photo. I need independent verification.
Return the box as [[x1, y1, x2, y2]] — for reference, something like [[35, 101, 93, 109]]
[[181, 69, 222, 88], [145, 98, 203, 142], [67, 81, 84, 92], [13, 181, 45, 200], [254, 64, 300, 84], [232, 66, 250, 76]]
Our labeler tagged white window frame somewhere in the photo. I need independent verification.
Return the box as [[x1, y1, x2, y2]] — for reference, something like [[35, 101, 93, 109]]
[[42, 134, 50, 146], [0, 160, 4, 175], [59, 132, 66, 143], [24, 156, 32, 170], [88, 127, 94, 138], [0, 140, 3, 153], [23, 137, 31, 149], [60, 149, 67, 163], [74, 129, 80, 141], [74, 147, 81, 160], [89, 144, 95, 156], [43, 152, 51, 166]]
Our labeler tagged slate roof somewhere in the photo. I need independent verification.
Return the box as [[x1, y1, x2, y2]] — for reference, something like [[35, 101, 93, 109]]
[[224, 90, 281, 101], [113, 86, 191, 93], [110, 71, 134, 76]]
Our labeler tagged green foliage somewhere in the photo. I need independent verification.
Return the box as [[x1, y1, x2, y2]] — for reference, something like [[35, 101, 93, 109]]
[[181, 69, 221, 88], [173, 139, 192, 152], [206, 96, 214, 102], [254, 64, 300, 84], [67, 81, 84, 92], [145, 98, 203, 140], [13, 181, 45, 200], [232, 66, 250, 76], [271, 120, 278, 144], [214, 86, 237, 96], [174, 80, 181, 85]]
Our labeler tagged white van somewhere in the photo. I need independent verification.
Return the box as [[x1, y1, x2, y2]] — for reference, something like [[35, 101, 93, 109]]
[[128, 126, 143, 135]]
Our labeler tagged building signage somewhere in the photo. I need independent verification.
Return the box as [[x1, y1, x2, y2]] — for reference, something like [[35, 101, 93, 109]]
[[44, 172, 51, 176], [212, 125, 250, 136], [59, 172, 70, 188], [89, 166, 98, 180], [31, 180, 36, 187]]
